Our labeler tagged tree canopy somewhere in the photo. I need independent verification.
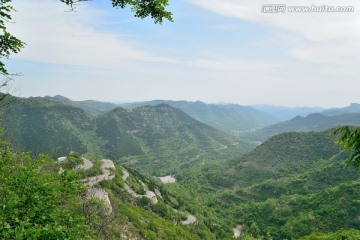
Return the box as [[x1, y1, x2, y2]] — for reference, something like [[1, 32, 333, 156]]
[[333, 126, 360, 170], [0, 0, 25, 76], [61, 0, 173, 24], [0, 142, 95, 239]]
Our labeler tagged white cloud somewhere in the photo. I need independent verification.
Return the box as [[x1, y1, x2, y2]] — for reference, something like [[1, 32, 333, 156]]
[[186, 0, 360, 70], [7, 1, 169, 70], [4, 0, 360, 107]]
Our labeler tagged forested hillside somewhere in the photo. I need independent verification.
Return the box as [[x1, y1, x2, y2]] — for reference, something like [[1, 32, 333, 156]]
[[123, 100, 278, 134], [0, 96, 254, 175], [3, 0, 359, 238], [0, 149, 214, 239], [1, 96, 93, 156], [166, 130, 360, 239], [97, 104, 253, 174], [1, 95, 360, 239], [240, 112, 360, 142]]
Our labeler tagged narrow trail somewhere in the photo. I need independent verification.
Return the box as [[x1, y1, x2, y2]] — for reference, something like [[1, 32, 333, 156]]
[[157, 175, 196, 225], [58, 157, 197, 225], [81, 159, 115, 187], [121, 169, 197, 225], [58, 156, 115, 215], [122, 168, 158, 204], [82, 159, 115, 215]]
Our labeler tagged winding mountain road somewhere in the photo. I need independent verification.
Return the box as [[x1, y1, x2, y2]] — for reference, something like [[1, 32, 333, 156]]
[[81, 159, 115, 215], [122, 168, 158, 205], [58, 157, 115, 215]]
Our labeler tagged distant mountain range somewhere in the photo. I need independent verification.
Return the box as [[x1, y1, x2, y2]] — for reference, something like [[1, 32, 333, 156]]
[[322, 103, 360, 116], [122, 100, 278, 133], [1, 96, 254, 175], [45, 95, 118, 115], [240, 112, 360, 142], [45, 96, 280, 134], [15, 95, 360, 146], [251, 104, 324, 121], [95, 103, 255, 174]]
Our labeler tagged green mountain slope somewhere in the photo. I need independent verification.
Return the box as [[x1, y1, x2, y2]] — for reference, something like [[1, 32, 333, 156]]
[[169, 130, 360, 239], [178, 131, 343, 190], [227, 180, 360, 239], [0, 147, 214, 240], [1, 96, 254, 175], [96, 104, 254, 175], [123, 100, 278, 134], [3, 96, 360, 239], [240, 112, 360, 142], [1, 96, 93, 156]]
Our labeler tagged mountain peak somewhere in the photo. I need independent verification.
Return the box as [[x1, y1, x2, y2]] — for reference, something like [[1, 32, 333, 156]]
[[52, 95, 71, 101]]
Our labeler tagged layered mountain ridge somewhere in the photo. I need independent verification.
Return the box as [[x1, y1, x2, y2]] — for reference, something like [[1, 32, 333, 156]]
[[1, 96, 253, 175]]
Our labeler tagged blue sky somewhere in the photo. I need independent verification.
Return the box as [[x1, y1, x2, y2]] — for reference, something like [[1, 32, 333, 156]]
[[4, 0, 360, 107]]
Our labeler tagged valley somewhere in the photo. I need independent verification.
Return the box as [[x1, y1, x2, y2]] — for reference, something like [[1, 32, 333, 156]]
[[1, 95, 360, 239], [2, 1, 359, 239], [0, 96, 254, 175]]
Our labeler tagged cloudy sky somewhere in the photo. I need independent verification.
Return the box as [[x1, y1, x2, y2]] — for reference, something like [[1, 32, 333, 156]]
[[4, 0, 360, 107]]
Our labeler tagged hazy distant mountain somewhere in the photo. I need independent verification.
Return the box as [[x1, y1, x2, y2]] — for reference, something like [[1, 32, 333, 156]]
[[45, 95, 119, 115], [96, 104, 254, 174], [240, 112, 360, 142], [322, 103, 360, 116], [251, 104, 324, 121], [122, 100, 278, 133]]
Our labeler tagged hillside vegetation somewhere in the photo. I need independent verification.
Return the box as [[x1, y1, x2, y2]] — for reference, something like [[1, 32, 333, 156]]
[[2, 97, 93, 156], [166, 130, 360, 239], [97, 104, 253, 174], [0, 96, 254, 175], [123, 100, 278, 134], [45, 95, 119, 116], [2, 95, 360, 239], [240, 112, 360, 142], [0, 145, 214, 239]]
